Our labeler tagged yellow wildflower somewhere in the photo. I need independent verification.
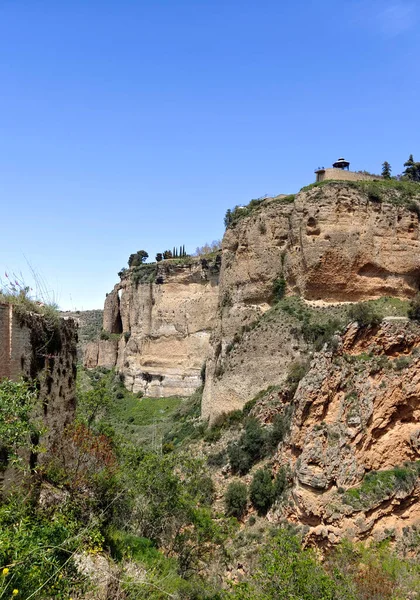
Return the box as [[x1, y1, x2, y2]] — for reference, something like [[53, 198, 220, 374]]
[[12, 590, 18, 596], [2, 567, 9, 576]]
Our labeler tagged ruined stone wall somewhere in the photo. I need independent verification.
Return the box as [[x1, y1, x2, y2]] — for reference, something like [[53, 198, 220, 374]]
[[0, 305, 78, 488]]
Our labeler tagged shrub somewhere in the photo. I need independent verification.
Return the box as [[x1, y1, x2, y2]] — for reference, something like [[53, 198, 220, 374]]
[[347, 303, 382, 327], [225, 482, 248, 519], [408, 294, 420, 321], [273, 277, 286, 301], [227, 442, 252, 475], [228, 418, 267, 475], [207, 450, 227, 467], [267, 410, 292, 450], [273, 467, 288, 499], [394, 356, 411, 370], [250, 469, 275, 515], [286, 361, 308, 390]]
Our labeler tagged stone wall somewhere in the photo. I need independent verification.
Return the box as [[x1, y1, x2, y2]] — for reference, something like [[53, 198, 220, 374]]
[[315, 168, 382, 183], [0, 304, 78, 490]]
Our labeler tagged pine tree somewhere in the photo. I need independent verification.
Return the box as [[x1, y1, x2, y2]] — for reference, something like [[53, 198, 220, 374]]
[[381, 161, 391, 179], [403, 154, 420, 181]]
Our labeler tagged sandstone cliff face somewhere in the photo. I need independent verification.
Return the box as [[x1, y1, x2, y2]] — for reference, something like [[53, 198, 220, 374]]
[[202, 183, 420, 421], [270, 320, 420, 545], [86, 258, 220, 397]]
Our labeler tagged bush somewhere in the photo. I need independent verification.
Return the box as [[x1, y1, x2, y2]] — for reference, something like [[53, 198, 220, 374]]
[[273, 467, 288, 499], [347, 303, 382, 327], [228, 418, 267, 475], [408, 294, 420, 321], [250, 469, 275, 515], [225, 482, 248, 519], [286, 361, 308, 391], [273, 277, 286, 301]]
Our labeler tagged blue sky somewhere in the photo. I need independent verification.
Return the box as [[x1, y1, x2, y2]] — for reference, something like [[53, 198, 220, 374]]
[[1, 0, 418, 310]]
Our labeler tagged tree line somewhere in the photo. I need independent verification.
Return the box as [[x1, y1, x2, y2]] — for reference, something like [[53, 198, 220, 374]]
[[381, 154, 420, 181]]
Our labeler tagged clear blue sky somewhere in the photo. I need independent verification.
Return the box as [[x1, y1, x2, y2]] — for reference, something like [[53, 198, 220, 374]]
[[1, 0, 418, 310]]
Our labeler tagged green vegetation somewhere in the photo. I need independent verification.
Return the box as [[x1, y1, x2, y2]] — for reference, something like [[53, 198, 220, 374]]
[[342, 462, 420, 510], [408, 294, 420, 321], [0, 379, 41, 469], [347, 302, 382, 328], [225, 481, 248, 519], [131, 262, 158, 285], [224, 195, 295, 229], [228, 529, 420, 600], [128, 249, 149, 267], [272, 276, 286, 301], [300, 179, 420, 210], [249, 469, 275, 515]]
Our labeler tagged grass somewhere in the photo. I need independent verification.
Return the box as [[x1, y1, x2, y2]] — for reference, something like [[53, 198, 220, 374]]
[[225, 194, 296, 229], [300, 179, 420, 209], [342, 461, 420, 510], [106, 391, 183, 448]]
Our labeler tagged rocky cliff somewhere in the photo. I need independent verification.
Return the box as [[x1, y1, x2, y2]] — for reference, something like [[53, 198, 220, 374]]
[[85, 257, 220, 396], [254, 319, 420, 545], [202, 181, 420, 421]]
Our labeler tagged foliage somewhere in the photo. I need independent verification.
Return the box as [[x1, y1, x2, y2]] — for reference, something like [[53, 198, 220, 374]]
[[347, 302, 382, 327], [250, 469, 275, 515], [155, 252, 163, 262], [128, 250, 149, 267], [408, 293, 420, 321], [0, 378, 41, 469], [300, 179, 420, 210], [228, 528, 337, 600], [272, 277, 286, 301], [382, 161, 392, 179], [131, 263, 158, 285], [224, 195, 295, 229], [228, 418, 266, 475], [341, 461, 420, 510], [0, 495, 89, 600], [225, 482, 248, 519], [403, 154, 420, 182]]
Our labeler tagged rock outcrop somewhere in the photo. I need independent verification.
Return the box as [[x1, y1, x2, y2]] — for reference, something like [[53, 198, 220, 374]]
[[202, 183, 420, 421], [269, 320, 420, 544], [85, 258, 220, 397]]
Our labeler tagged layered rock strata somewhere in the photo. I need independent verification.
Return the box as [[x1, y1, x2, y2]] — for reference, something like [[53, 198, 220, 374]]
[[202, 184, 420, 421], [85, 258, 220, 397]]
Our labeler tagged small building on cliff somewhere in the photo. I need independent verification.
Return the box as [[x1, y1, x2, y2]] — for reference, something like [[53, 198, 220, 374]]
[[315, 157, 382, 183]]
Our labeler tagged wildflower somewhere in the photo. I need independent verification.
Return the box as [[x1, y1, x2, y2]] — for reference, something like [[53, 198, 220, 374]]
[[12, 590, 18, 596], [2, 567, 9, 576]]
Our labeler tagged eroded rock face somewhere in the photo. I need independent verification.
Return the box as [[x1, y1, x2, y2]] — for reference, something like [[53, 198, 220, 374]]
[[86, 259, 220, 397], [286, 184, 420, 301], [202, 184, 420, 421], [272, 321, 420, 544]]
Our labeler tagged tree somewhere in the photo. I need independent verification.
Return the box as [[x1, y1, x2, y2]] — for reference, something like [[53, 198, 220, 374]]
[[225, 481, 248, 519], [224, 208, 232, 228], [155, 253, 163, 262], [250, 469, 275, 515], [403, 154, 420, 182], [381, 161, 392, 179], [128, 250, 149, 267], [163, 250, 172, 260]]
